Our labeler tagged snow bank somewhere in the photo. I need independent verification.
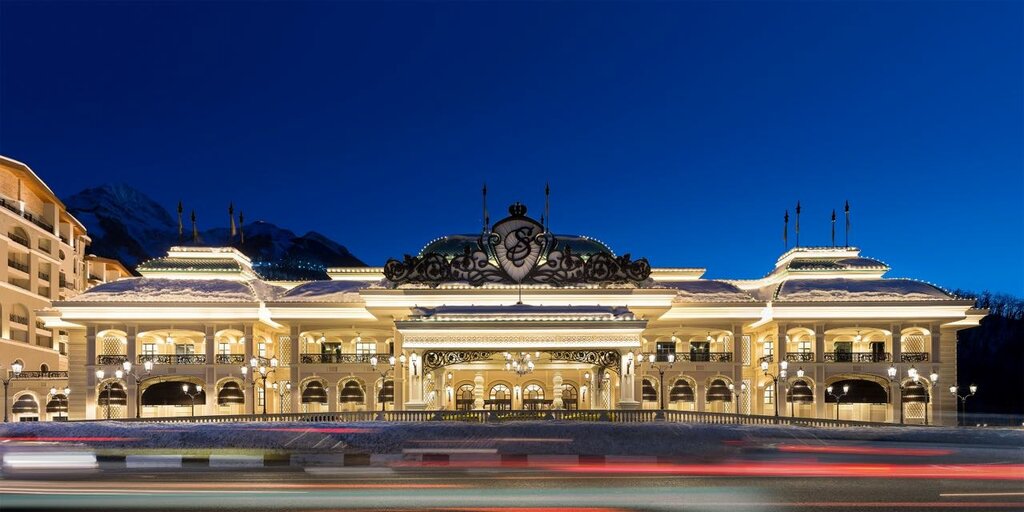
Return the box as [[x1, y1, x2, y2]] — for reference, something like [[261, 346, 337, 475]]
[[777, 278, 952, 302], [65, 278, 260, 303], [2, 421, 1018, 457]]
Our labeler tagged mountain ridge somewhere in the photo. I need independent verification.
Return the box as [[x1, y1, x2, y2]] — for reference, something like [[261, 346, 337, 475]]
[[65, 184, 365, 280]]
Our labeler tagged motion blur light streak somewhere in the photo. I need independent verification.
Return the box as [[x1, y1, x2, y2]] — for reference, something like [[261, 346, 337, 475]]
[[560, 462, 1024, 480], [774, 444, 954, 456]]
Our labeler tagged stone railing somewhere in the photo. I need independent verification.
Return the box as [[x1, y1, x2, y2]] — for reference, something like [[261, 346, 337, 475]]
[[300, 353, 374, 364], [822, 351, 891, 363], [72, 408, 919, 428]]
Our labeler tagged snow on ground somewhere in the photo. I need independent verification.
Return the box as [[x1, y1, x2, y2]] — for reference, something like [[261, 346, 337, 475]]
[[1, 421, 1020, 456]]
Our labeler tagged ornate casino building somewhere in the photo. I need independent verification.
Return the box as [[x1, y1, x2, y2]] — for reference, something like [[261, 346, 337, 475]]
[[41, 201, 984, 425]]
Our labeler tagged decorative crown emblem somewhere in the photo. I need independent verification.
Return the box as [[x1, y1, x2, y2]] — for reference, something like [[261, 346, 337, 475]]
[[383, 202, 651, 288]]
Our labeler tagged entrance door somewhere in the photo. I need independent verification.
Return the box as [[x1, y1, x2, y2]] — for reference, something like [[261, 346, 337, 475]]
[[834, 341, 852, 362]]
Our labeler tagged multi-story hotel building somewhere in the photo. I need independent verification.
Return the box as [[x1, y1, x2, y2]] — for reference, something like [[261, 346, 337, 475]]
[[0, 156, 90, 421], [41, 201, 984, 425]]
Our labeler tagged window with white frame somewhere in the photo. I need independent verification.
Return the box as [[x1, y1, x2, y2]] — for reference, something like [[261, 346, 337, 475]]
[[763, 384, 774, 404], [218, 343, 231, 355], [798, 340, 812, 353], [355, 342, 376, 355], [258, 343, 267, 358], [142, 343, 156, 357], [257, 387, 265, 407], [764, 340, 774, 357], [175, 344, 195, 355]]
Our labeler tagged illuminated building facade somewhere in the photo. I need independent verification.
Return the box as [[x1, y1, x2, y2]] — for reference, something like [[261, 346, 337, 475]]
[[42, 200, 984, 426]]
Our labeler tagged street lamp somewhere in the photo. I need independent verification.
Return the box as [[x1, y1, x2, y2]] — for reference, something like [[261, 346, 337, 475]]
[[639, 353, 675, 410], [826, 384, 850, 420], [727, 382, 747, 414], [121, 360, 154, 418], [760, 359, 788, 417], [182, 383, 202, 417], [949, 384, 978, 426], [271, 381, 291, 413], [96, 368, 124, 420], [241, 356, 278, 415], [887, 365, 939, 424], [49, 386, 70, 421], [370, 354, 405, 411], [2, 361, 23, 422]]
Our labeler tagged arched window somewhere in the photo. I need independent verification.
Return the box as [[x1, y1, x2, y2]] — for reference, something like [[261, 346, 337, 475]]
[[487, 383, 512, 410], [763, 384, 774, 405], [561, 384, 578, 410], [455, 384, 475, 411], [524, 384, 544, 400], [338, 381, 364, 404], [39, 363, 49, 373], [642, 378, 657, 402]]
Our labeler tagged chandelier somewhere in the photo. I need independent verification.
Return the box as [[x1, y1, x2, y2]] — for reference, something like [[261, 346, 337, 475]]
[[504, 351, 538, 377]]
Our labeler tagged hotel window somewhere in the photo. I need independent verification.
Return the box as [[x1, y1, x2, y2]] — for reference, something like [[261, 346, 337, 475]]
[[798, 340, 812, 353], [655, 342, 676, 362], [258, 343, 267, 358], [257, 387, 265, 408], [218, 343, 231, 355], [764, 340, 774, 358], [142, 343, 156, 357], [355, 342, 376, 355], [690, 341, 710, 362], [763, 384, 774, 404], [175, 344, 195, 355]]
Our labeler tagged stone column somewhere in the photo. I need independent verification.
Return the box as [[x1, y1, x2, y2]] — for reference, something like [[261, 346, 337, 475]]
[[242, 324, 254, 415], [288, 327, 300, 413], [473, 372, 484, 410], [814, 325, 826, 419], [552, 372, 563, 409], [125, 327, 138, 418], [891, 323, 903, 364], [618, 351, 639, 409], [776, 323, 787, 363], [84, 326, 97, 419], [404, 352, 426, 410], [203, 325, 216, 415]]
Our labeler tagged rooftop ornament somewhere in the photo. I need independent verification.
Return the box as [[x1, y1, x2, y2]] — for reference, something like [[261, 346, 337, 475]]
[[384, 202, 651, 288]]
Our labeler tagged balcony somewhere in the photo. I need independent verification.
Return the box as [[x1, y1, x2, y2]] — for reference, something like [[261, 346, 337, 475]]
[[786, 352, 815, 363], [38, 271, 50, 281], [97, 354, 128, 365], [7, 259, 29, 273], [7, 232, 30, 248], [139, 354, 208, 365], [900, 352, 930, 362], [823, 351, 891, 363], [677, 352, 733, 363], [300, 353, 374, 364], [9, 314, 28, 325], [9, 370, 68, 379], [758, 355, 774, 364], [215, 354, 246, 365], [0, 196, 54, 233]]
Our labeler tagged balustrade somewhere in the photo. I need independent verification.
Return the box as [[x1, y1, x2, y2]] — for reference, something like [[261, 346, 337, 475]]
[[822, 351, 891, 363], [138, 354, 208, 365], [299, 353, 374, 364]]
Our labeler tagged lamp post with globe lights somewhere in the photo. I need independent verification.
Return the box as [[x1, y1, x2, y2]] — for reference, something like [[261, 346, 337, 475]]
[[760, 359, 788, 417], [728, 382, 747, 414], [827, 384, 850, 421], [96, 368, 124, 420], [639, 352, 675, 410], [949, 384, 978, 426], [182, 383, 202, 417], [49, 386, 70, 421], [370, 354, 405, 411], [271, 381, 291, 413], [2, 361, 23, 422], [120, 360, 154, 418], [240, 356, 278, 415]]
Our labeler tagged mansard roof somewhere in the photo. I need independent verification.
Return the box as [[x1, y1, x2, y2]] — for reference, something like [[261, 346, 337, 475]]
[[773, 278, 956, 302], [63, 278, 285, 303], [658, 280, 757, 303], [276, 280, 367, 303]]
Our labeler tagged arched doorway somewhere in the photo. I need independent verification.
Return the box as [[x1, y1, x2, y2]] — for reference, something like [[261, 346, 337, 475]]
[[12, 394, 39, 422], [705, 378, 732, 413], [217, 381, 245, 415], [97, 382, 127, 419], [786, 379, 814, 417], [826, 378, 888, 422], [301, 381, 328, 413], [901, 380, 930, 424], [669, 378, 695, 411], [523, 383, 547, 410], [561, 383, 578, 410], [641, 378, 658, 409], [142, 380, 207, 418], [338, 380, 366, 412], [487, 383, 511, 410], [376, 380, 394, 411], [455, 384, 475, 411]]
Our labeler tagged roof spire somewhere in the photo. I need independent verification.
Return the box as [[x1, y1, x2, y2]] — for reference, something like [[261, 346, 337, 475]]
[[544, 182, 550, 233], [190, 210, 198, 244], [783, 209, 789, 250], [831, 209, 837, 247], [482, 183, 489, 231], [229, 202, 236, 239], [239, 210, 245, 244], [177, 201, 184, 243], [795, 201, 801, 248], [844, 200, 851, 248]]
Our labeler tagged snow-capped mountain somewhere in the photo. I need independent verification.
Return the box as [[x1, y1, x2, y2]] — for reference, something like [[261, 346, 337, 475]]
[[65, 184, 365, 280]]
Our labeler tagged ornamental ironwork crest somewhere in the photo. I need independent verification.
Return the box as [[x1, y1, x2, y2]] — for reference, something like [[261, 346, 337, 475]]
[[384, 203, 651, 287]]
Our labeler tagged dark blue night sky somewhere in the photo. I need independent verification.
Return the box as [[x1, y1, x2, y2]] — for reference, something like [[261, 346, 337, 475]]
[[1, 1, 1021, 294]]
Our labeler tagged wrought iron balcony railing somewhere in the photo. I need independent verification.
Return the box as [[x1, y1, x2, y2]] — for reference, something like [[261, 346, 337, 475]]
[[97, 354, 128, 365], [758, 355, 774, 364], [900, 352, 930, 362], [139, 354, 208, 365], [677, 352, 733, 363], [215, 354, 246, 365], [300, 353, 374, 364], [7, 232, 30, 248], [9, 370, 68, 379], [9, 314, 28, 325], [786, 352, 815, 362], [7, 259, 28, 273], [822, 351, 891, 363]]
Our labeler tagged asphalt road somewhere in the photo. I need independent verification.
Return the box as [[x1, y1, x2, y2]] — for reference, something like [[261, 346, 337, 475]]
[[2, 465, 1022, 511]]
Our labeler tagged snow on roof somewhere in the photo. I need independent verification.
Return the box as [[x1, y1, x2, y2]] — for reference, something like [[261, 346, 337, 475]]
[[775, 278, 954, 302], [409, 305, 637, 321], [278, 280, 367, 302], [65, 278, 276, 303], [660, 280, 756, 302]]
